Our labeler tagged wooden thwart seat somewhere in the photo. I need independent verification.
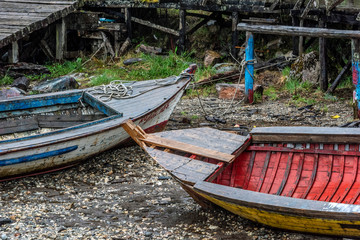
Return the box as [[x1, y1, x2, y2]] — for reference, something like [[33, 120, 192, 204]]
[[122, 119, 238, 163], [143, 134, 235, 163]]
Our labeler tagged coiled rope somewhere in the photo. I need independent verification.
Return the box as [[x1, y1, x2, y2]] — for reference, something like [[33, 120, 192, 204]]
[[87, 72, 194, 102]]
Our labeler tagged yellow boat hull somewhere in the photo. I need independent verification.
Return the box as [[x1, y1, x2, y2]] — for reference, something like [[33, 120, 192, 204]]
[[196, 190, 360, 237]]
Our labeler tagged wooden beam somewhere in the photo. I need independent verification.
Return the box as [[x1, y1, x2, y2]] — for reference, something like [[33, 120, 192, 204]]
[[178, 9, 186, 53], [39, 39, 55, 60], [8, 40, 18, 63], [319, 15, 328, 92], [125, 8, 132, 39], [231, 11, 239, 57], [186, 12, 215, 36], [237, 23, 360, 39], [56, 18, 66, 60], [327, 61, 351, 94], [131, 15, 179, 37], [142, 134, 235, 163], [327, 0, 345, 11]]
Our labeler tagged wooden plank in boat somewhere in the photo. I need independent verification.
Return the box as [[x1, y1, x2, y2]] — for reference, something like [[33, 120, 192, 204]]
[[146, 147, 219, 185], [251, 127, 360, 143], [152, 127, 249, 155], [0, 117, 38, 135], [143, 134, 235, 163], [37, 114, 106, 128]]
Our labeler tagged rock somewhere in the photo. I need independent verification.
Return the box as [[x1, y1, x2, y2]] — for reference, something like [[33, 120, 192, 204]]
[[123, 58, 144, 65], [11, 76, 30, 91], [215, 83, 263, 100], [157, 176, 171, 180], [144, 231, 152, 237], [291, 51, 320, 84], [204, 50, 221, 67], [213, 63, 237, 74], [1, 233, 7, 240], [266, 38, 283, 49], [0, 87, 26, 100], [32, 76, 79, 93], [136, 44, 162, 55], [0, 218, 12, 226]]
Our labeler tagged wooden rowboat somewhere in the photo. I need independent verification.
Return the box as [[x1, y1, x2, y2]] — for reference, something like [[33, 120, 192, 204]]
[[0, 67, 195, 181], [123, 120, 360, 237]]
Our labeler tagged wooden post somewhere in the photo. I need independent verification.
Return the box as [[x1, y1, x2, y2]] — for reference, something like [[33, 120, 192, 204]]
[[291, 15, 299, 56], [56, 18, 66, 60], [8, 41, 19, 63], [178, 9, 186, 53], [245, 32, 254, 104], [231, 12, 239, 57], [299, 19, 304, 55], [352, 39, 360, 119], [125, 8, 132, 39], [319, 15, 328, 91]]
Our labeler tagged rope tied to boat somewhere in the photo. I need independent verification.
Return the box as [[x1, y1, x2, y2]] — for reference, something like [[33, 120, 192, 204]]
[[86, 66, 196, 102], [194, 58, 254, 118], [88, 80, 134, 102]]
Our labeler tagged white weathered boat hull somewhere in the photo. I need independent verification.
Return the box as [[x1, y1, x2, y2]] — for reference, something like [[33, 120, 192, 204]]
[[0, 75, 188, 181]]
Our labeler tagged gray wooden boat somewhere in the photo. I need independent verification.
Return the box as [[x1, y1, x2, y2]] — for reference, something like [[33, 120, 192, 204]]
[[0, 66, 196, 181]]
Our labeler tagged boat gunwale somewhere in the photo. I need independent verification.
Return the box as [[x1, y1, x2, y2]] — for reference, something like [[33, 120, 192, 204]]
[[0, 77, 190, 155], [194, 180, 360, 220]]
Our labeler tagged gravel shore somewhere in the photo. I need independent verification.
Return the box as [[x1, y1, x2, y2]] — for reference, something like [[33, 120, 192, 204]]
[[0, 96, 352, 240]]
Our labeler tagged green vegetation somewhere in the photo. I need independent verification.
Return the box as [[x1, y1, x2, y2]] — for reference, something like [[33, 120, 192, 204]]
[[253, 91, 263, 103], [337, 76, 353, 89], [0, 75, 13, 86], [46, 58, 83, 77], [263, 86, 278, 101]]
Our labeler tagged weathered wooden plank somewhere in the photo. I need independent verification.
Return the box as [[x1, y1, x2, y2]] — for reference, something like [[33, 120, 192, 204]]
[[0, 12, 50, 17], [146, 147, 219, 185], [152, 127, 248, 155], [143, 134, 235, 162], [0, 117, 39, 135], [0, 0, 81, 49], [237, 22, 360, 39], [0, 0, 77, 5], [251, 127, 360, 143]]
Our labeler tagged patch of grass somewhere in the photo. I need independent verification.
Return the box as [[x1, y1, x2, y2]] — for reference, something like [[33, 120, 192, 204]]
[[46, 58, 83, 78], [191, 115, 199, 119], [291, 94, 317, 105], [90, 68, 127, 86], [321, 104, 329, 113], [324, 93, 338, 102], [253, 91, 263, 103], [282, 66, 291, 77], [263, 86, 278, 100], [0, 75, 13, 86], [284, 78, 300, 94], [338, 76, 353, 89]]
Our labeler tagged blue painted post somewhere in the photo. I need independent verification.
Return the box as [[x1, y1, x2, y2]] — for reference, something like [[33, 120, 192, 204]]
[[352, 39, 360, 119], [245, 32, 254, 104]]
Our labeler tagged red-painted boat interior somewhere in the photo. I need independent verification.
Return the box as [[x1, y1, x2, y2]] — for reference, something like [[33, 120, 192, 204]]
[[212, 142, 360, 204]]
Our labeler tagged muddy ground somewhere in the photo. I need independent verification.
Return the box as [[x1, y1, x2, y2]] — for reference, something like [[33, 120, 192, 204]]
[[0, 94, 354, 240]]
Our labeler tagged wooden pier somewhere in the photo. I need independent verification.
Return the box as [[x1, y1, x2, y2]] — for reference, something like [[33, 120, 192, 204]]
[[0, 0, 82, 62]]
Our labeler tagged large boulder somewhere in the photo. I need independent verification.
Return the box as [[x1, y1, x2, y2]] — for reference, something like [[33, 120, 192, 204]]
[[204, 50, 221, 67], [291, 51, 320, 84], [33, 76, 79, 93]]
